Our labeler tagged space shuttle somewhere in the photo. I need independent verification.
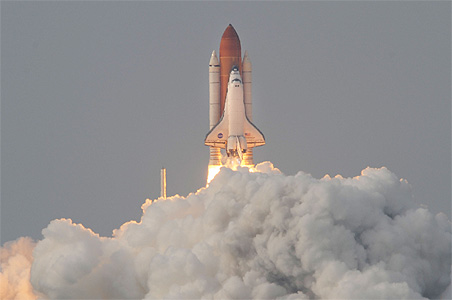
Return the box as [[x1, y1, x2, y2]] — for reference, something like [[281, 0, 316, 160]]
[[205, 24, 265, 165]]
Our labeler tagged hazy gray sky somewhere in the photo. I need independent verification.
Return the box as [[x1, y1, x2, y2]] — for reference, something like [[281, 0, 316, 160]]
[[2, 1, 450, 244]]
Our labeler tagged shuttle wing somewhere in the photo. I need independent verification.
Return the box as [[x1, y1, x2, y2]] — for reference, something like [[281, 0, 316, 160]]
[[205, 112, 229, 148], [244, 117, 265, 148]]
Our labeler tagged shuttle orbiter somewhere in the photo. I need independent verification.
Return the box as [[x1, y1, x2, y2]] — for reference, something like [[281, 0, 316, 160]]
[[205, 24, 265, 165]]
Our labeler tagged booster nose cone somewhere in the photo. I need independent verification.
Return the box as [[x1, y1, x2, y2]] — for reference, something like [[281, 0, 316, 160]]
[[242, 50, 251, 71], [209, 50, 219, 66]]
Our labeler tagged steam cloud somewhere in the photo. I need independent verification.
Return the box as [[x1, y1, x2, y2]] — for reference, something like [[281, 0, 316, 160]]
[[1, 162, 451, 299]]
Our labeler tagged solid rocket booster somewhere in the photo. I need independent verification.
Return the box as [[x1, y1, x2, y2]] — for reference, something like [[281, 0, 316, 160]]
[[206, 24, 264, 165], [208, 51, 222, 166], [241, 50, 254, 165], [242, 50, 252, 121]]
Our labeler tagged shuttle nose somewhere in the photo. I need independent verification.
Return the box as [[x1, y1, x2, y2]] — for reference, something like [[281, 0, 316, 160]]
[[230, 65, 240, 76], [229, 65, 242, 84]]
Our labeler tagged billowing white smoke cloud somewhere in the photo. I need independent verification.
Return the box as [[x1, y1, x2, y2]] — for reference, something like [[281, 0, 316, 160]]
[[0, 237, 37, 300], [1, 162, 451, 299]]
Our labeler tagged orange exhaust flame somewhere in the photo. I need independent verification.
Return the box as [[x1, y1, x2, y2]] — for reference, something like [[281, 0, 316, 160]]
[[207, 158, 256, 184], [207, 165, 222, 183]]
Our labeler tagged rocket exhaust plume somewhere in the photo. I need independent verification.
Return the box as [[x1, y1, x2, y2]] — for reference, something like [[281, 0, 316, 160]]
[[1, 163, 450, 299], [206, 25, 264, 183]]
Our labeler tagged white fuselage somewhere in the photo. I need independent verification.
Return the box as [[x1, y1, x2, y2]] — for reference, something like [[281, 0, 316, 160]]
[[205, 65, 264, 162], [226, 68, 247, 158], [227, 71, 245, 137]]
